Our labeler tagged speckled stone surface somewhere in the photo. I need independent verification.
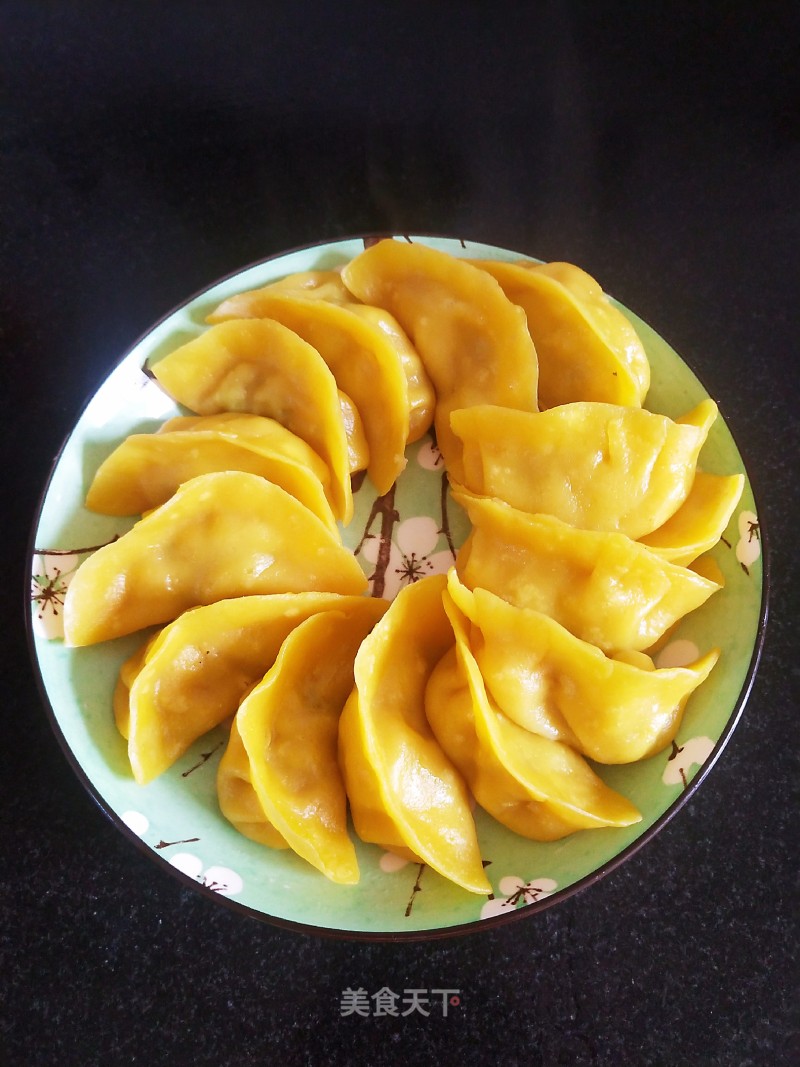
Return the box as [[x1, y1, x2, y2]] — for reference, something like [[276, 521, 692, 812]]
[[1, 5, 797, 1065]]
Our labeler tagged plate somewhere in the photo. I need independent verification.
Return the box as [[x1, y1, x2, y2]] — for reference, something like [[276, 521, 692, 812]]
[[27, 236, 767, 939]]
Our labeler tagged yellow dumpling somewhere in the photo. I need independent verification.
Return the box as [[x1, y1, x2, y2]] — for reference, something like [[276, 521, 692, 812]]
[[453, 490, 720, 652], [230, 603, 386, 884], [640, 471, 745, 566], [341, 239, 538, 479], [343, 303, 435, 444], [426, 595, 642, 840], [149, 318, 353, 521], [451, 399, 718, 539], [120, 591, 374, 784], [217, 717, 291, 849], [85, 412, 336, 530], [338, 574, 491, 895], [63, 471, 368, 646], [471, 259, 650, 408], [232, 269, 354, 305], [210, 293, 411, 494], [447, 572, 719, 764]]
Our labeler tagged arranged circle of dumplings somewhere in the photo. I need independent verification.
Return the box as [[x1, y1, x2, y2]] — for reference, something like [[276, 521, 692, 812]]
[[63, 238, 744, 896]]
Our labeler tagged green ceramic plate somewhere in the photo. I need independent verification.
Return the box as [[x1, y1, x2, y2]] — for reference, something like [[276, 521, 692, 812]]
[[27, 236, 766, 939]]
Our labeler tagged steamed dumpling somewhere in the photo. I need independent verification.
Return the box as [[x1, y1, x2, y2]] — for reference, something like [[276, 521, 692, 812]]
[[63, 471, 367, 646], [225, 602, 386, 884], [119, 592, 375, 784], [426, 592, 642, 840], [338, 574, 491, 895], [148, 318, 353, 521], [85, 412, 336, 530], [342, 239, 538, 479], [470, 259, 650, 408], [453, 490, 720, 652], [450, 399, 718, 539], [447, 571, 719, 764]]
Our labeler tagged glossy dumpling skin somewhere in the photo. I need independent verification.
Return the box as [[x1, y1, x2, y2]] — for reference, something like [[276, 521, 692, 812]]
[[210, 293, 411, 494], [216, 717, 290, 849], [240, 269, 354, 305], [223, 603, 386, 884], [640, 471, 745, 566], [450, 399, 718, 539], [63, 471, 368, 646], [453, 490, 720, 653], [338, 574, 491, 895], [341, 239, 538, 480], [447, 572, 719, 764], [84, 412, 336, 530], [471, 260, 650, 408], [425, 595, 642, 840], [149, 318, 353, 522], [118, 592, 376, 784]]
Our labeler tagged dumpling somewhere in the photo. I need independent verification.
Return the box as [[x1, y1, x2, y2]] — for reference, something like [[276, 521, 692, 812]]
[[452, 490, 720, 652], [210, 269, 354, 309], [210, 294, 412, 494], [471, 260, 650, 408], [216, 718, 290, 849], [119, 591, 375, 784], [343, 304, 435, 444], [338, 574, 491, 895], [84, 412, 336, 530], [63, 471, 368, 646], [425, 594, 642, 840], [639, 471, 745, 566], [447, 571, 719, 764], [450, 399, 718, 539], [225, 603, 386, 884], [148, 318, 353, 521], [341, 239, 538, 479]]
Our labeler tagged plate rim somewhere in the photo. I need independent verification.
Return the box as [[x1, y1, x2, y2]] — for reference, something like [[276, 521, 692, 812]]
[[24, 232, 770, 941]]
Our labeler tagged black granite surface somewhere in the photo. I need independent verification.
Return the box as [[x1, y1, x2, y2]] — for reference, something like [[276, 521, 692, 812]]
[[2, 4, 797, 1065]]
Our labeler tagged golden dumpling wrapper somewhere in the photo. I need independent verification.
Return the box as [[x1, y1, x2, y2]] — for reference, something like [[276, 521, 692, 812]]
[[426, 596, 642, 840], [447, 571, 719, 764], [640, 471, 745, 566], [453, 490, 720, 652], [149, 317, 353, 521], [64, 471, 367, 646], [121, 592, 376, 784], [471, 259, 650, 408], [342, 239, 538, 479], [210, 293, 410, 494], [217, 717, 291, 850], [338, 574, 491, 895], [85, 412, 336, 530], [451, 399, 717, 539], [230, 603, 386, 884]]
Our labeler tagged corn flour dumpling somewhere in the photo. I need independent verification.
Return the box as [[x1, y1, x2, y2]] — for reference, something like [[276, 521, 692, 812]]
[[118, 592, 374, 784], [237, 269, 354, 305], [451, 398, 718, 539], [338, 573, 491, 895], [453, 490, 720, 653], [341, 239, 539, 480], [216, 718, 291, 849], [149, 318, 353, 522], [63, 471, 368, 647], [222, 603, 387, 884], [471, 259, 650, 408], [640, 471, 745, 566], [210, 294, 412, 494], [343, 304, 435, 444], [447, 572, 719, 764], [425, 592, 642, 840], [84, 412, 337, 530]]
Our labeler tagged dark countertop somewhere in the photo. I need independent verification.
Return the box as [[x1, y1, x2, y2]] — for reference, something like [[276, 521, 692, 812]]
[[2, 5, 797, 1065]]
